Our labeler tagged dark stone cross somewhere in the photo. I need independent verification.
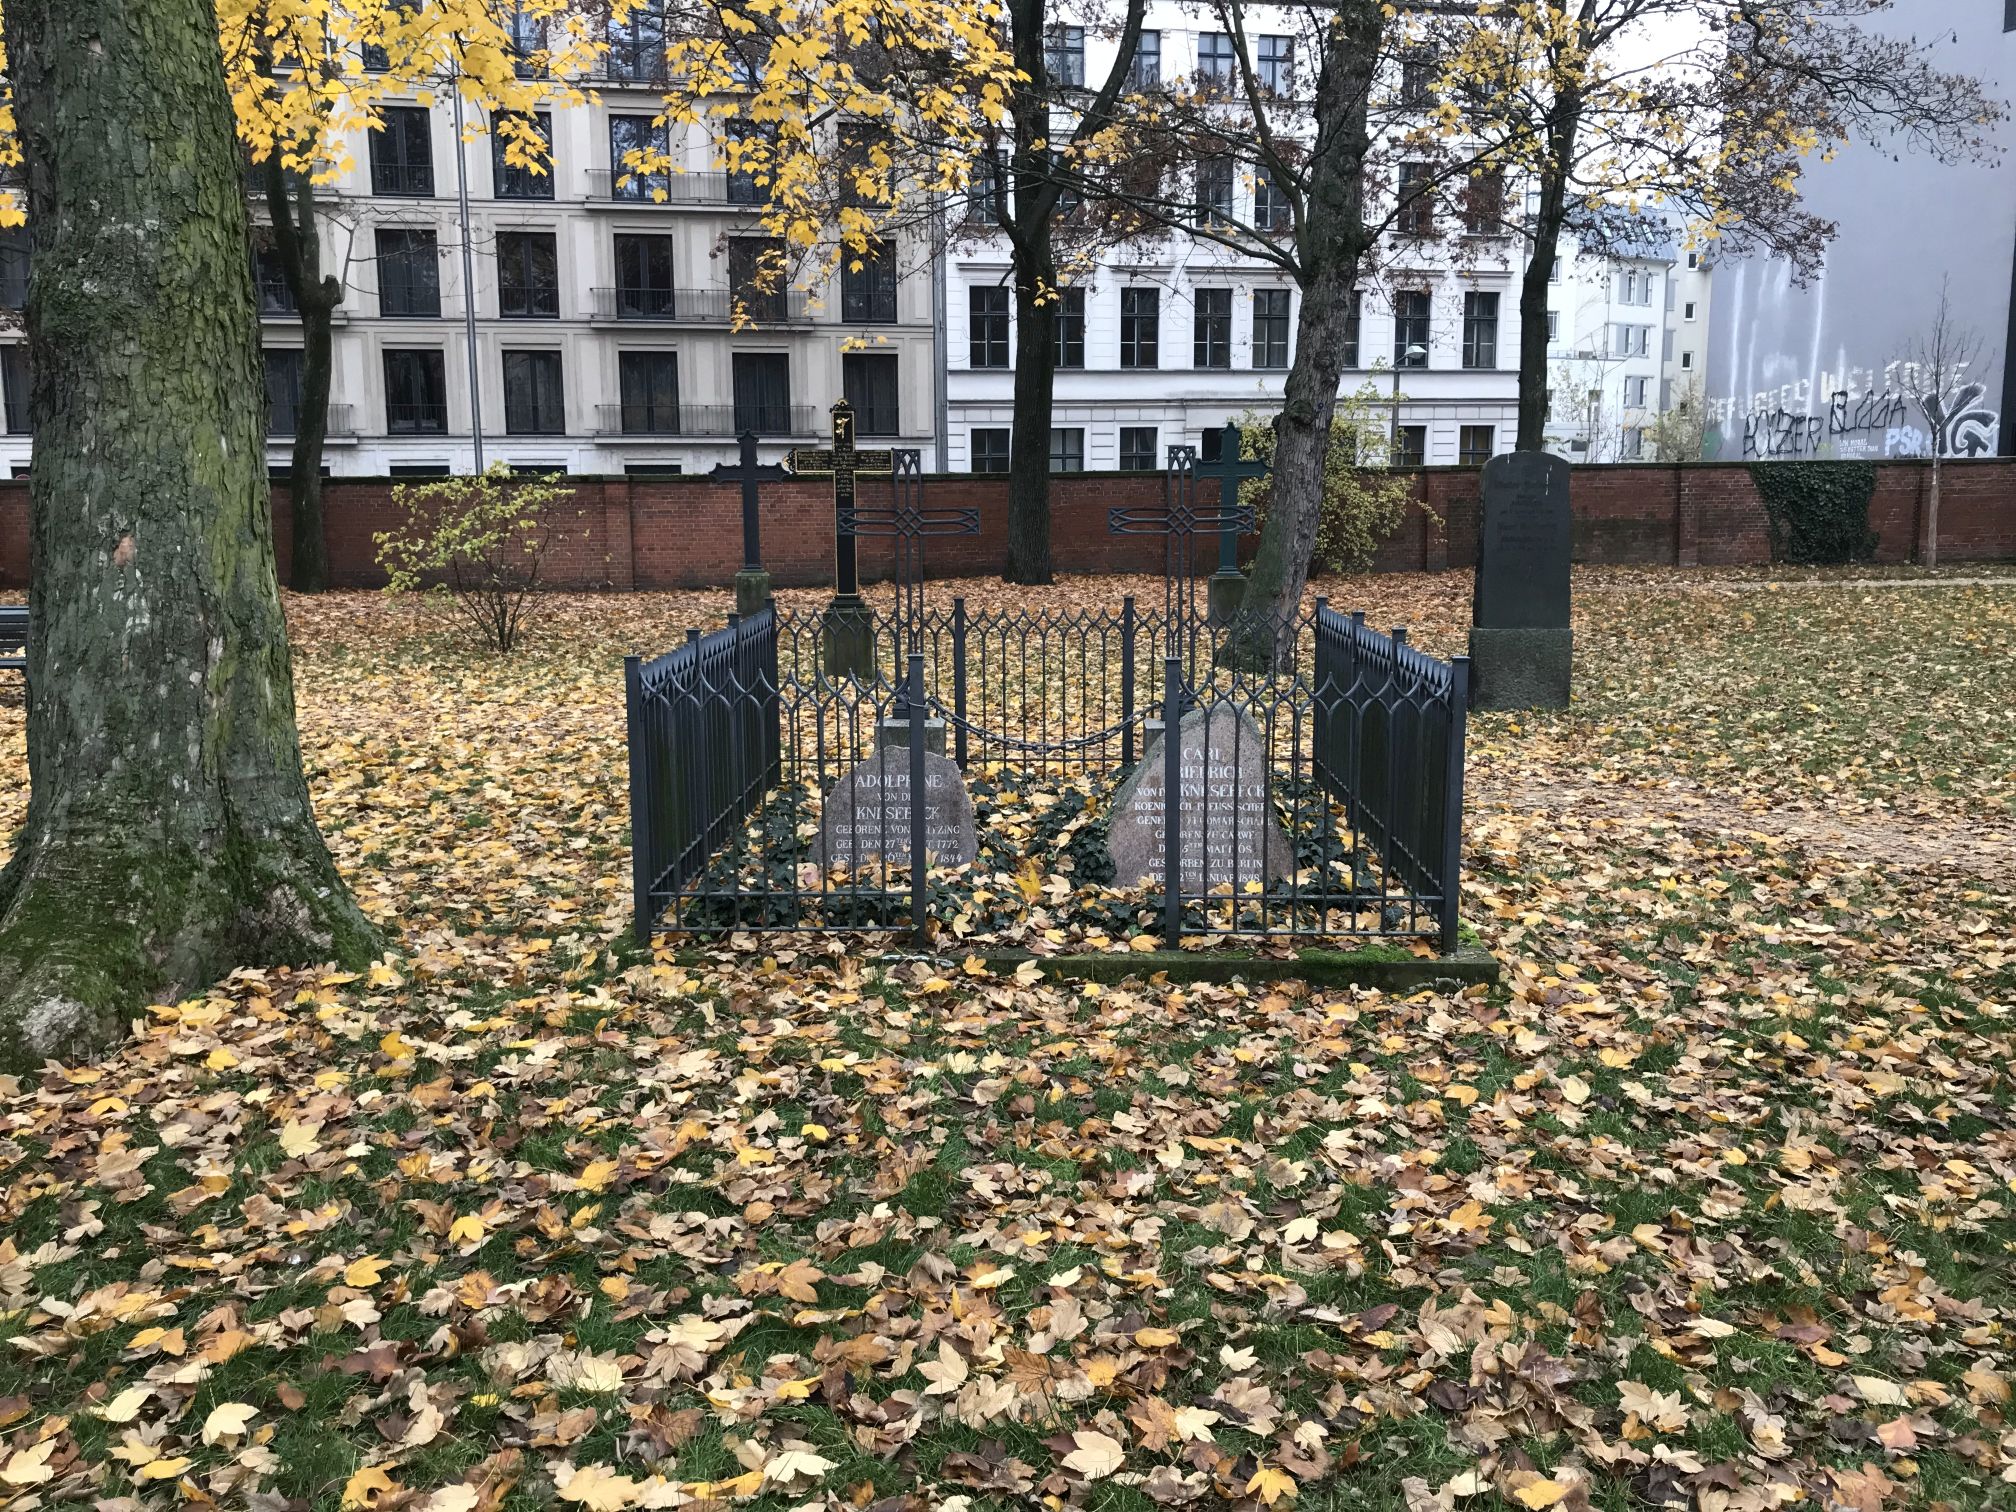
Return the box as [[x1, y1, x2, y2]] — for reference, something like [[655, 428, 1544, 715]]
[[789, 399, 895, 678], [708, 429, 789, 617], [1193, 422, 1271, 624]]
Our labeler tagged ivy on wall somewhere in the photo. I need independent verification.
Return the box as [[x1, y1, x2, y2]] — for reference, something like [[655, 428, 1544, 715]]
[[1750, 463, 1879, 565]]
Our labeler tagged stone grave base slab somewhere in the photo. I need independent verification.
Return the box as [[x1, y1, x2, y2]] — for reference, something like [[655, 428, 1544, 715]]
[[1467, 626, 1572, 711]]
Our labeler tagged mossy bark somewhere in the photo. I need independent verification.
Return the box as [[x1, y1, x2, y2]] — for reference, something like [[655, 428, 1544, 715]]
[[0, 0, 380, 1070], [1222, 0, 1382, 673]]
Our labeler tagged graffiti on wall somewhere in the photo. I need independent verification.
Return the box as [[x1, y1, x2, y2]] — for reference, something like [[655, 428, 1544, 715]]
[[1712, 363, 2001, 461]]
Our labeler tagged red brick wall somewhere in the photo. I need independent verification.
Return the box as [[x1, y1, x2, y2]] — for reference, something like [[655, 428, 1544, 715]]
[[1, 459, 2012, 591]]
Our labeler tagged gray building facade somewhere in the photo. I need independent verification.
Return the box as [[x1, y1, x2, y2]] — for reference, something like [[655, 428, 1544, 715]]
[[1704, 1, 2016, 462]]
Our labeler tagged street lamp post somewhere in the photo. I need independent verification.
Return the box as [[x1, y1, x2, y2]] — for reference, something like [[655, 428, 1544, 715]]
[[1391, 342, 1427, 463]]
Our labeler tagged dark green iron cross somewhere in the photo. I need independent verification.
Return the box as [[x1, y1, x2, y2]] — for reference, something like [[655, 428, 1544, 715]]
[[789, 399, 894, 596], [1196, 421, 1270, 574]]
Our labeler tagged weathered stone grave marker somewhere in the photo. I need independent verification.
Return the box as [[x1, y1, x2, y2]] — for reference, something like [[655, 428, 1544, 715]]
[[1469, 450, 1572, 709], [818, 745, 977, 870], [1108, 704, 1292, 892]]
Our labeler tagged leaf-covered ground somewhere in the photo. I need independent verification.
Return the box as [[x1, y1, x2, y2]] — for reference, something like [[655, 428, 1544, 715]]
[[0, 568, 2013, 1512]]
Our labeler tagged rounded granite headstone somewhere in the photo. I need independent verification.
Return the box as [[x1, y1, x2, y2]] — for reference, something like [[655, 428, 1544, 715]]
[[818, 747, 977, 869], [1108, 704, 1292, 892]]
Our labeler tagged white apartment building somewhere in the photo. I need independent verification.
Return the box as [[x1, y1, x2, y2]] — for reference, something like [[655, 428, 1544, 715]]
[[1541, 227, 1688, 462], [945, 8, 1525, 477], [0, 38, 943, 479]]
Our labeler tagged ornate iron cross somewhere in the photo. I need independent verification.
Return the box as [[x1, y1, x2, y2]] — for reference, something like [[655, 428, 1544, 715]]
[[1109, 441, 1257, 656], [837, 450, 979, 650], [1195, 422, 1270, 577], [789, 399, 894, 596]]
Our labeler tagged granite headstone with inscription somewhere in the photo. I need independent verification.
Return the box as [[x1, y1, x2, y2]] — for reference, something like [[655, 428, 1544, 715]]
[[1468, 450, 1572, 709], [818, 747, 977, 869], [1108, 705, 1293, 892]]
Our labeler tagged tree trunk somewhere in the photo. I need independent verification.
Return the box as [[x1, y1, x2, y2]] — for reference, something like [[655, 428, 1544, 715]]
[[1926, 453, 1940, 568], [0, 0, 379, 1069], [1223, 0, 1382, 671], [264, 159, 339, 592], [1006, 243, 1058, 584], [1516, 95, 1582, 452]]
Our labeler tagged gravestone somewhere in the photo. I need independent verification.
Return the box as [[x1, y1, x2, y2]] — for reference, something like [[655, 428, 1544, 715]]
[[1468, 450, 1572, 709], [819, 747, 977, 869], [1108, 704, 1292, 892]]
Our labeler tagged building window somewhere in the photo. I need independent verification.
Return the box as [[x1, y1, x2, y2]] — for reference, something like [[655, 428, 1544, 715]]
[[1612, 323, 1650, 358], [722, 121, 773, 207], [360, 0, 417, 71], [376, 228, 440, 317], [841, 238, 897, 324], [383, 348, 447, 434], [1343, 289, 1361, 368], [1459, 424, 1493, 465], [1394, 290, 1430, 366], [1547, 310, 1559, 341], [251, 230, 297, 316], [732, 352, 792, 434], [1683, 301, 1697, 321], [613, 233, 676, 318], [968, 149, 1007, 226], [263, 348, 305, 437], [1253, 166, 1291, 232], [496, 231, 559, 318], [0, 346, 29, 435], [1549, 257, 1561, 283], [1396, 162, 1432, 236], [492, 111, 553, 200], [1129, 30, 1160, 89], [842, 352, 899, 436], [1621, 425, 1644, 459], [1460, 172, 1504, 235], [370, 107, 434, 196], [609, 115, 670, 199], [1680, 350, 1695, 371], [970, 428, 1010, 473], [626, 463, 682, 476], [1399, 52, 1435, 108], [1625, 375, 1649, 408], [617, 351, 680, 434], [728, 236, 787, 322], [605, 5, 669, 82], [1255, 35, 1292, 93], [1253, 288, 1291, 369], [1197, 31, 1234, 85], [1193, 288, 1231, 368], [1048, 427, 1084, 472], [1461, 291, 1498, 370], [1055, 287, 1085, 368], [1119, 287, 1158, 368], [0, 230, 23, 313], [1195, 156, 1234, 225], [1396, 425, 1426, 467], [969, 286, 1010, 368], [1044, 24, 1084, 86], [502, 350, 564, 435], [1119, 426, 1157, 471], [1686, 250, 1700, 269]]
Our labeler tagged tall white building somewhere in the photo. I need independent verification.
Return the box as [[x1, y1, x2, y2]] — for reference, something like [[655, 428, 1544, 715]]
[[945, 6, 1525, 477], [1541, 227, 1696, 463], [0, 40, 944, 480]]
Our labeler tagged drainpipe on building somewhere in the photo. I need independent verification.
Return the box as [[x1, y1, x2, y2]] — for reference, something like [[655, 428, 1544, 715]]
[[451, 78, 486, 472], [931, 192, 949, 470]]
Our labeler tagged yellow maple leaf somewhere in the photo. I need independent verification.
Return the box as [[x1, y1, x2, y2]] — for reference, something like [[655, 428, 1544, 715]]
[[1514, 1478, 1570, 1509], [0, 1442, 55, 1486], [448, 1214, 488, 1247], [279, 1118, 322, 1157], [201, 1402, 258, 1444], [344, 1255, 387, 1288], [1246, 1465, 1296, 1505], [137, 1457, 194, 1481], [577, 1158, 619, 1192], [342, 1465, 401, 1509], [556, 1462, 640, 1510]]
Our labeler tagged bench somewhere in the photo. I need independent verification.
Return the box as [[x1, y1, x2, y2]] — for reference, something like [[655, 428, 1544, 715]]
[[0, 605, 25, 685]]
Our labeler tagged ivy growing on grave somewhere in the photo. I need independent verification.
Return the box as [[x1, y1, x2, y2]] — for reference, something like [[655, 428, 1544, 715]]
[[1750, 462, 1879, 565]]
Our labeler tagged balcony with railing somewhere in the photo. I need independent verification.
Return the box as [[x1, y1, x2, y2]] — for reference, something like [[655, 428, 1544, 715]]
[[849, 403, 901, 438], [587, 286, 811, 325], [386, 400, 449, 436], [267, 402, 357, 440], [593, 402, 813, 438], [583, 169, 768, 208]]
